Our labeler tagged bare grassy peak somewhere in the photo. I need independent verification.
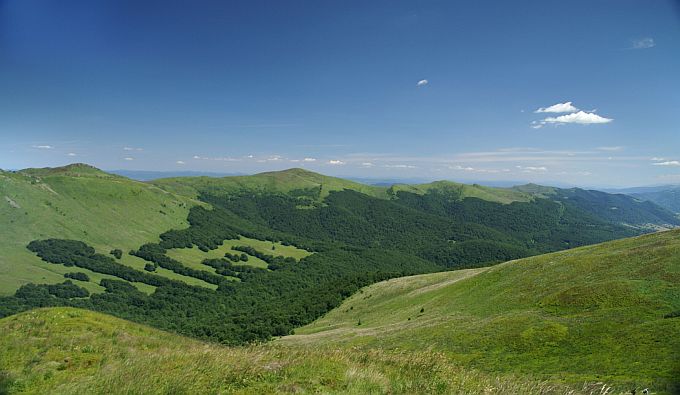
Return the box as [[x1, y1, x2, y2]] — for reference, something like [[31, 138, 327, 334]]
[[19, 163, 114, 178]]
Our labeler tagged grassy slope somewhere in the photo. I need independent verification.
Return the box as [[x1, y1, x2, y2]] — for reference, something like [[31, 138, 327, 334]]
[[283, 230, 680, 391], [0, 307, 599, 394], [0, 164, 212, 295]]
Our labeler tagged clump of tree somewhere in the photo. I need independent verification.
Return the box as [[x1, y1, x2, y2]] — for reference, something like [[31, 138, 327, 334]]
[[110, 249, 123, 259], [64, 272, 90, 282], [230, 245, 296, 269]]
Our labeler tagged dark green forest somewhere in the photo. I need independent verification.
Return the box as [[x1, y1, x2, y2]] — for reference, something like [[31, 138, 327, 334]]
[[0, 186, 657, 344]]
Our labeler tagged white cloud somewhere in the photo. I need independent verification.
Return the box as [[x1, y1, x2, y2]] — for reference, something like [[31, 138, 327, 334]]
[[328, 160, 345, 165], [651, 157, 665, 161], [266, 155, 282, 161], [123, 147, 143, 151], [176, 160, 185, 165], [631, 38, 655, 50], [652, 161, 680, 167], [516, 165, 548, 173], [32, 145, 53, 149], [303, 157, 317, 162], [542, 111, 613, 125], [124, 157, 134, 161], [290, 159, 300, 163], [383, 164, 417, 169], [535, 101, 579, 114], [597, 146, 623, 152], [67, 153, 77, 157], [416, 79, 428, 87], [361, 162, 374, 167]]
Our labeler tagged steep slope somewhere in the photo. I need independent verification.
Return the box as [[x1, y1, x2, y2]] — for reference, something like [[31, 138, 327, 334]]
[[0, 164, 202, 295], [283, 230, 680, 391], [0, 307, 584, 394]]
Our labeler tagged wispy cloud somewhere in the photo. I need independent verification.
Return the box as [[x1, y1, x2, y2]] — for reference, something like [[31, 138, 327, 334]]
[[193, 155, 241, 162], [67, 153, 77, 157], [303, 157, 317, 162], [383, 164, 417, 169], [416, 79, 428, 87], [535, 101, 578, 114], [124, 157, 134, 161], [652, 160, 680, 167], [123, 147, 143, 151], [176, 160, 185, 165], [361, 162, 375, 167], [630, 37, 655, 50], [597, 146, 624, 152], [516, 165, 548, 173], [328, 160, 345, 165], [32, 145, 53, 149]]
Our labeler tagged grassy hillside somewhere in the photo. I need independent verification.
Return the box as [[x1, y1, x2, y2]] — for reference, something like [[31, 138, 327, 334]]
[[0, 307, 609, 394], [0, 164, 202, 295], [283, 230, 680, 392], [153, 168, 391, 200], [390, 180, 533, 204]]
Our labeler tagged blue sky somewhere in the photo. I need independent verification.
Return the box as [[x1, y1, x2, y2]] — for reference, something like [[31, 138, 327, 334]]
[[1, 0, 679, 187]]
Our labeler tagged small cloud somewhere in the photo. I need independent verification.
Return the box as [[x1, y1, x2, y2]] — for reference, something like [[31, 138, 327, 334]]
[[303, 157, 317, 162], [416, 79, 428, 87], [176, 160, 185, 165], [597, 146, 624, 152], [67, 153, 77, 157], [266, 155, 282, 161], [361, 162, 375, 167], [535, 102, 579, 114], [542, 111, 613, 125], [290, 159, 301, 163], [124, 157, 134, 161], [328, 160, 345, 165], [630, 37, 655, 50], [652, 160, 680, 167], [124, 147, 143, 151], [384, 164, 417, 169], [651, 157, 665, 161], [246, 155, 255, 159], [32, 145, 53, 149]]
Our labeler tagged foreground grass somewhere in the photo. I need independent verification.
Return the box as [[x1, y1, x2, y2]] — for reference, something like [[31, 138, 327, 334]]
[[0, 308, 617, 394], [283, 230, 680, 393]]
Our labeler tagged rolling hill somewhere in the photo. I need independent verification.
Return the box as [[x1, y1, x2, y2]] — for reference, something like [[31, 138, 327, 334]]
[[1, 164, 679, 346], [1, 229, 678, 394], [630, 186, 680, 214]]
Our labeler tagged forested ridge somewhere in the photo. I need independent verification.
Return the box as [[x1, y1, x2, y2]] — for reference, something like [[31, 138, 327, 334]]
[[0, 170, 673, 344]]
